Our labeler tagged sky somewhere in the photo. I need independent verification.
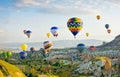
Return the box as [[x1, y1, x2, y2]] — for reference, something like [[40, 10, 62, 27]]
[[0, 0, 120, 43]]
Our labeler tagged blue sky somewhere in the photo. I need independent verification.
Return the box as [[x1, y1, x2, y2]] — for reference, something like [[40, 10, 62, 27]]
[[0, 0, 120, 43]]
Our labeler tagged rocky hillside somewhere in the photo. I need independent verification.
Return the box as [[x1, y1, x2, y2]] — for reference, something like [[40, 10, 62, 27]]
[[97, 34, 120, 50]]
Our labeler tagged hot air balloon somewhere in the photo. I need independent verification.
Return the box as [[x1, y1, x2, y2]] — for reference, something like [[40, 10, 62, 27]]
[[50, 26, 58, 37], [107, 29, 111, 34], [77, 43, 85, 53], [30, 47, 35, 53], [86, 32, 89, 37], [26, 30, 32, 38], [105, 24, 109, 29], [23, 30, 26, 34], [89, 46, 96, 51], [2, 52, 8, 58], [104, 58, 111, 70], [19, 51, 27, 59], [7, 51, 12, 58], [96, 15, 100, 20], [43, 41, 52, 54], [46, 33, 51, 38], [67, 17, 83, 38], [20, 43, 28, 51]]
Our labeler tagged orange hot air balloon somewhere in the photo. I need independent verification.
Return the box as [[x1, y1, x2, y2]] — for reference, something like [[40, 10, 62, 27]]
[[96, 15, 100, 20], [107, 29, 111, 34]]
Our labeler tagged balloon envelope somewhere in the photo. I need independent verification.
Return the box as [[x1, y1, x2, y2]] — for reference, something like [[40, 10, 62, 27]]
[[43, 41, 52, 53], [20, 43, 28, 51], [77, 43, 85, 53], [86, 33, 89, 37], [89, 46, 96, 51], [105, 24, 109, 29], [107, 29, 111, 34], [23, 30, 26, 34], [96, 15, 100, 20], [30, 47, 35, 52], [7, 51, 12, 57], [2, 52, 7, 58], [67, 17, 83, 38], [26, 30, 32, 38], [46, 33, 51, 38], [50, 26, 58, 37], [19, 51, 27, 59]]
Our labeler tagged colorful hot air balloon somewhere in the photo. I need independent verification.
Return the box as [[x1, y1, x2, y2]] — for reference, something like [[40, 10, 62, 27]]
[[46, 33, 51, 38], [77, 43, 85, 53], [50, 26, 58, 37], [19, 51, 27, 59], [89, 46, 96, 51], [67, 17, 83, 38], [105, 24, 109, 29], [86, 32, 89, 37], [43, 41, 52, 54], [20, 43, 28, 51], [96, 15, 100, 20], [107, 29, 111, 34], [26, 30, 32, 38]]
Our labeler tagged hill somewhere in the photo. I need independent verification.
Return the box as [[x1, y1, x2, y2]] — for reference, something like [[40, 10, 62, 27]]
[[97, 34, 120, 50], [0, 60, 26, 77]]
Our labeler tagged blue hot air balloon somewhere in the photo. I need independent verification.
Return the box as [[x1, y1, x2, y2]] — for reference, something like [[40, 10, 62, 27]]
[[50, 26, 58, 37], [105, 24, 109, 29], [19, 51, 27, 59], [77, 43, 85, 53]]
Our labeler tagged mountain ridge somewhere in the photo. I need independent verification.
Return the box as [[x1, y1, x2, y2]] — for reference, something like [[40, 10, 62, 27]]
[[97, 34, 120, 50]]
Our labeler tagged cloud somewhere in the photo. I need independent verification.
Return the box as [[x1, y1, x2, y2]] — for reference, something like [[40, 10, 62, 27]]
[[15, 0, 53, 7], [15, 0, 120, 15]]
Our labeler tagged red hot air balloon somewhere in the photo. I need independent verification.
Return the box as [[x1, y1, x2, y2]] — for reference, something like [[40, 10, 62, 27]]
[[89, 46, 96, 51]]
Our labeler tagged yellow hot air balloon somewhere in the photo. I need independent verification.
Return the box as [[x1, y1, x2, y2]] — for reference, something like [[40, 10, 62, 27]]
[[99, 57, 111, 70], [46, 33, 51, 38], [86, 32, 89, 37], [96, 15, 100, 20], [104, 58, 111, 70], [94, 56, 111, 70], [20, 43, 28, 51]]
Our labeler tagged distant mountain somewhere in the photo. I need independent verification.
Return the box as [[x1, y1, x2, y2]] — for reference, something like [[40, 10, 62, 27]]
[[0, 39, 103, 50], [97, 34, 120, 50], [52, 39, 103, 48]]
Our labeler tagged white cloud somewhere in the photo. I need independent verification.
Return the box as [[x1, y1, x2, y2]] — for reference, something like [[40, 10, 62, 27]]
[[15, 0, 120, 15], [16, 0, 40, 7]]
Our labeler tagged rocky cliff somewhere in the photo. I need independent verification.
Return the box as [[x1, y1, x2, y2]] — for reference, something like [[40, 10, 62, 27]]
[[97, 34, 120, 50]]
